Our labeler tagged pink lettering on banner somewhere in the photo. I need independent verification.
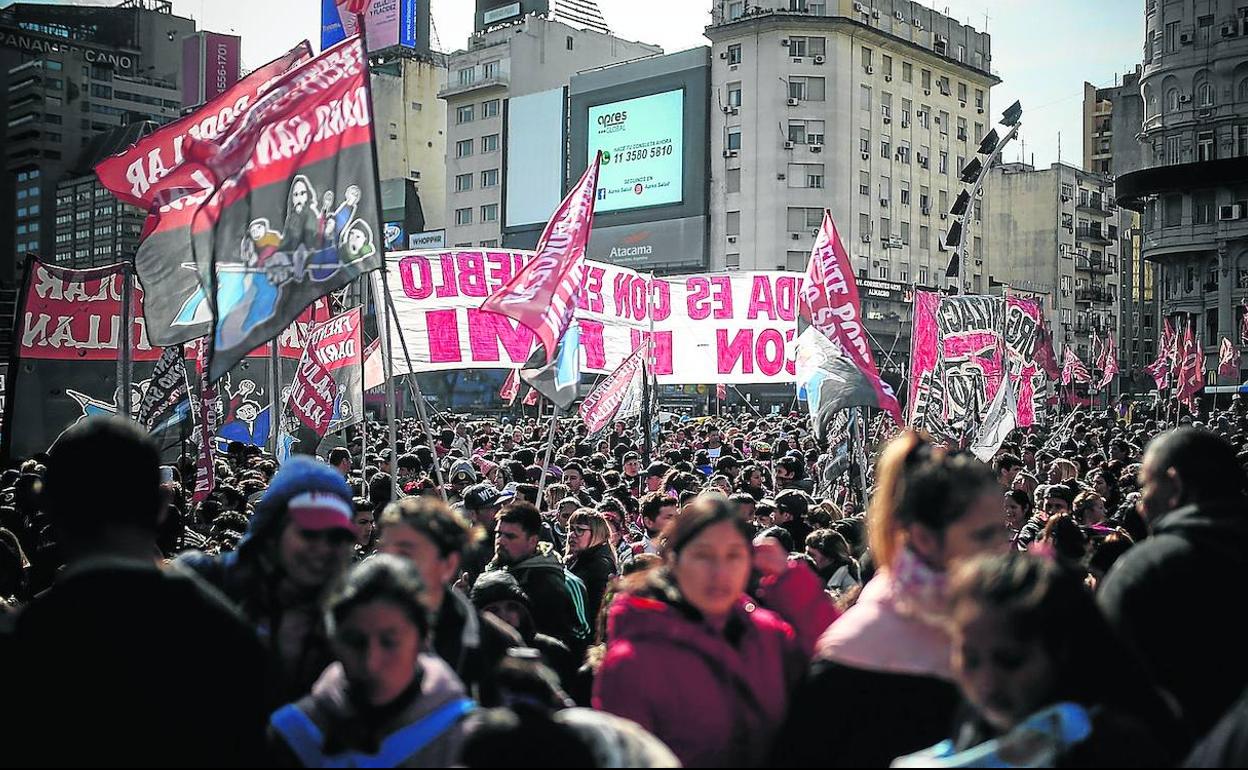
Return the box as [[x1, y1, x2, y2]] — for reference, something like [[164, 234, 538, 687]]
[[436, 254, 458, 298], [483, 251, 519, 290], [466, 308, 534, 364], [717, 327, 796, 376], [457, 251, 487, 297], [775, 276, 799, 321], [686, 277, 710, 320], [711, 276, 734, 320], [747, 276, 776, 320], [399, 255, 432, 300], [651, 280, 671, 321], [579, 320, 606, 370], [718, 328, 754, 374], [425, 309, 461, 363], [626, 331, 673, 375], [756, 329, 786, 376], [579, 266, 606, 314]]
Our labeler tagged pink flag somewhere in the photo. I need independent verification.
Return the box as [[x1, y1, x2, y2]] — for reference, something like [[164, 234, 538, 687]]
[[481, 154, 601, 366], [363, 339, 384, 391], [1061, 347, 1090, 385], [1177, 322, 1204, 408], [716, 383, 727, 401], [523, 388, 539, 407], [579, 344, 646, 433], [288, 348, 339, 437], [1097, 335, 1118, 389], [337, 0, 372, 13], [1145, 352, 1170, 390], [190, 339, 221, 504], [1220, 336, 1240, 379], [500, 369, 521, 405], [799, 210, 903, 424]]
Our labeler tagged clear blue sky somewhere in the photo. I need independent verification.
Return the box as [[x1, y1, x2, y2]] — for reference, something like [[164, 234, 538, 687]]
[[13, 0, 1144, 169]]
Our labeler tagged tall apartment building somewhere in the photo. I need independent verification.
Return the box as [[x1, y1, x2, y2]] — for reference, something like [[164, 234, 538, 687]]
[[986, 162, 1122, 382], [440, 14, 661, 249], [1083, 68, 1158, 389], [371, 55, 449, 241], [1, 0, 196, 286], [705, 0, 997, 378], [1116, 0, 1248, 385]]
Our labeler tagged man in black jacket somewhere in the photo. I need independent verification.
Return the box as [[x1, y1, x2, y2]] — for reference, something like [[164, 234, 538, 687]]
[[3, 417, 268, 766], [376, 495, 522, 705], [1098, 427, 1248, 742]]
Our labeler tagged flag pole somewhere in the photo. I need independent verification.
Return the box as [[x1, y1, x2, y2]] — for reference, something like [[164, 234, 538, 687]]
[[381, 284, 447, 499], [536, 406, 559, 504], [118, 264, 134, 421], [642, 273, 654, 465]]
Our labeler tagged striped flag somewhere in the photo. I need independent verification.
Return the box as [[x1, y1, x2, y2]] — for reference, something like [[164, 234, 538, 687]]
[[481, 154, 601, 368], [1220, 337, 1240, 379], [1097, 335, 1118, 390], [1061, 347, 1090, 385]]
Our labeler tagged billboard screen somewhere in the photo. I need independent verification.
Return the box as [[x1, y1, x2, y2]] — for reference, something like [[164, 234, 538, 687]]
[[322, 0, 419, 52], [505, 88, 566, 227], [587, 89, 685, 214]]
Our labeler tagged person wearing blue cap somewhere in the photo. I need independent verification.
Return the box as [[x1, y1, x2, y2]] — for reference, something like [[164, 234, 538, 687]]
[[178, 455, 359, 705]]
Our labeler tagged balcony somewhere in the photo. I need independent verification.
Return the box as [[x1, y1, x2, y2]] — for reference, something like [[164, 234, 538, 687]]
[[1075, 224, 1115, 245], [1075, 287, 1115, 304], [1076, 194, 1106, 214], [438, 72, 509, 100], [1076, 256, 1115, 274]]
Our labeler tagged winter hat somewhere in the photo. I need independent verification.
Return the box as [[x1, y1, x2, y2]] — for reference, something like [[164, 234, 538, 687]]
[[254, 456, 353, 530], [470, 569, 531, 610]]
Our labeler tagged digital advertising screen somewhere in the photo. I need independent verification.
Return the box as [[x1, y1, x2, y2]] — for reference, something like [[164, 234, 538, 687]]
[[587, 89, 685, 214]]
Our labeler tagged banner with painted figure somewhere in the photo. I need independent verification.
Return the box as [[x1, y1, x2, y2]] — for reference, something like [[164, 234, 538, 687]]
[[386, 250, 806, 385], [908, 291, 1048, 436]]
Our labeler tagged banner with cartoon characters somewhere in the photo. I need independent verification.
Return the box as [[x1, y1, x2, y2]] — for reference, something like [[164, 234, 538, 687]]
[[276, 306, 363, 460], [130, 37, 381, 383]]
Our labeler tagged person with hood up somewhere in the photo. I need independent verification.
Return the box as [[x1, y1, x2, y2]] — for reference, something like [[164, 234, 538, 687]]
[[594, 496, 837, 767], [469, 569, 578, 689], [178, 455, 358, 706], [487, 501, 591, 650], [1098, 427, 1248, 743], [267, 555, 475, 767], [774, 432, 1009, 767]]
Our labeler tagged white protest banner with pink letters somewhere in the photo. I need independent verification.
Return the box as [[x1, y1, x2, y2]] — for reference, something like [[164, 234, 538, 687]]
[[385, 250, 804, 385]]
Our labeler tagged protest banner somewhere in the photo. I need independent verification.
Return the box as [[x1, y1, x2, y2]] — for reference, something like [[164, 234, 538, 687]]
[[908, 291, 1048, 433], [385, 250, 807, 385]]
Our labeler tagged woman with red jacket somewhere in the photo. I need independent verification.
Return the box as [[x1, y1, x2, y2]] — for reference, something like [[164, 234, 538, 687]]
[[592, 496, 836, 767]]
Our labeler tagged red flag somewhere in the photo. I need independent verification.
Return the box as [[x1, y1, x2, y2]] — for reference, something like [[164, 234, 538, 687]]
[[798, 210, 903, 424], [1097, 335, 1118, 389], [1162, 317, 1177, 364], [716, 383, 727, 401], [523, 388, 539, 406], [1033, 316, 1062, 380], [363, 339, 384, 391], [1144, 352, 1170, 390], [1177, 322, 1204, 407], [1220, 337, 1240, 379], [500, 369, 521, 405], [190, 339, 221, 503], [481, 154, 601, 366], [1240, 306, 1248, 346], [1061, 347, 1090, 385], [288, 346, 339, 437], [94, 41, 312, 210], [579, 345, 647, 433]]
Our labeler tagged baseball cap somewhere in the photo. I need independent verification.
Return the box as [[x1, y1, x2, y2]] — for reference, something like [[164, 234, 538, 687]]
[[287, 491, 357, 535], [622, 451, 641, 463], [463, 482, 514, 510]]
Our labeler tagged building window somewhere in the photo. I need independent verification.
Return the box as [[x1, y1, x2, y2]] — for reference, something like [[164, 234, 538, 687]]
[[900, 221, 910, 244], [900, 184, 910, 205], [726, 253, 741, 268], [455, 173, 472, 192], [1165, 135, 1181, 164], [1164, 195, 1182, 227], [882, 54, 893, 78], [481, 169, 499, 187], [939, 151, 948, 174], [481, 204, 498, 222], [975, 88, 984, 109], [881, 138, 890, 159], [920, 225, 929, 250], [727, 44, 742, 65], [1194, 192, 1215, 224], [1166, 88, 1180, 113], [566, 36, 574, 50], [862, 46, 873, 69], [1197, 131, 1215, 162], [859, 84, 870, 111], [726, 211, 740, 236], [859, 170, 870, 196], [1197, 82, 1214, 107], [457, 105, 475, 124], [454, 208, 472, 226], [791, 76, 825, 101], [728, 1, 745, 20], [902, 61, 912, 83], [727, 82, 742, 107], [1165, 21, 1179, 52], [482, 134, 499, 152], [788, 121, 806, 143], [456, 139, 473, 158], [726, 168, 741, 193], [957, 82, 968, 103], [787, 206, 823, 231], [1237, 124, 1248, 157], [457, 67, 475, 86], [482, 99, 500, 118], [483, 60, 501, 79]]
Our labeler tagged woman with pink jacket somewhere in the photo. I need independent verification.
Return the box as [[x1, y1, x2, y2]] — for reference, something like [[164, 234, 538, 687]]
[[593, 496, 837, 767]]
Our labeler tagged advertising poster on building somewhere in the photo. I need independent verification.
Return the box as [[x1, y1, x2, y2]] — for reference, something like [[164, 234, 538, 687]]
[[588, 89, 684, 213], [321, 0, 418, 51]]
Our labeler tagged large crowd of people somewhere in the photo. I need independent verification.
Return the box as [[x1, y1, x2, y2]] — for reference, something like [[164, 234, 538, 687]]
[[3, 396, 1248, 767]]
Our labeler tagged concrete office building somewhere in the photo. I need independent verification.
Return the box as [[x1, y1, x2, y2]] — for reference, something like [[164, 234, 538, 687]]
[[1083, 68, 1159, 389], [1, 0, 196, 286], [986, 162, 1121, 376], [371, 54, 449, 244], [440, 13, 661, 249], [1116, 0, 1248, 385], [705, 0, 997, 379]]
